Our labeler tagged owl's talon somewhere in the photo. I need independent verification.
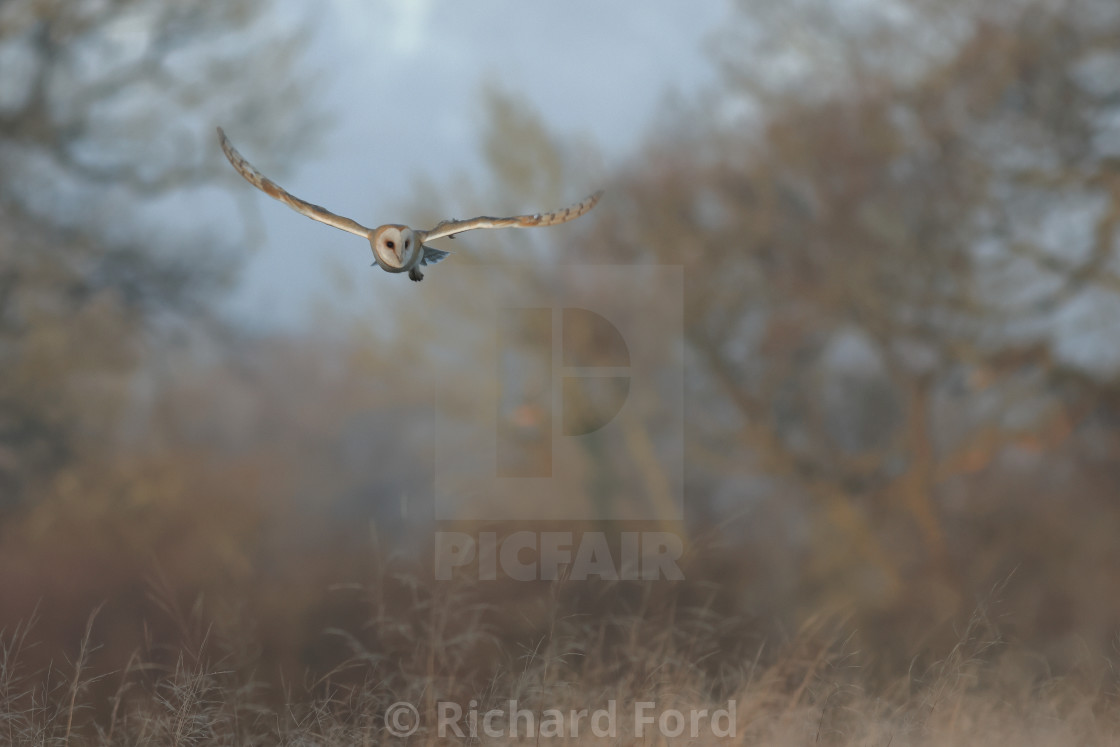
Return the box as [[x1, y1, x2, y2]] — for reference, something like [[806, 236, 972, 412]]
[[409, 268, 424, 281]]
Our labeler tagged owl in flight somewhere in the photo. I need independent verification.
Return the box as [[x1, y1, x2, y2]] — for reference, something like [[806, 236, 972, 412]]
[[217, 127, 602, 281]]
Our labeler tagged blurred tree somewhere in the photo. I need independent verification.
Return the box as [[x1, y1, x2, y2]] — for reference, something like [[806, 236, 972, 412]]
[[443, 0, 1120, 653], [648, 0, 1120, 640], [0, 0, 317, 507]]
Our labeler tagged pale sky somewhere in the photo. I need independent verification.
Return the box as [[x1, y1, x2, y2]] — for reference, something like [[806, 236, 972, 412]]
[[222, 2, 732, 329]]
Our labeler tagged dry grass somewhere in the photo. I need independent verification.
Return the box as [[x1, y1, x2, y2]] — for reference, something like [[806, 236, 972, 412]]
[[1, 570, 1117, 746]]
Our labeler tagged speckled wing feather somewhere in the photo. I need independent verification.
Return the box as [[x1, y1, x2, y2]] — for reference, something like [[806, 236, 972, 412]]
[[217, 127, 372, 238], [418, 190, 603, 243]]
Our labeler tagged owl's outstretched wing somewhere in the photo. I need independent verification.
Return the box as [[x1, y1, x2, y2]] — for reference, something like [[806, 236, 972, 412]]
[[418, 191, 603, 243], [217, 127, 372, 239]]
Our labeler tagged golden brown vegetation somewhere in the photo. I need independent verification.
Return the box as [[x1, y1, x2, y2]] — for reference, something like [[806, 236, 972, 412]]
[[1, 570, 1118, 744]]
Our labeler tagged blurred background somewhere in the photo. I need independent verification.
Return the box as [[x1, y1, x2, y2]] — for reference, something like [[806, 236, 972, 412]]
[[2, 0, 1120, 738]]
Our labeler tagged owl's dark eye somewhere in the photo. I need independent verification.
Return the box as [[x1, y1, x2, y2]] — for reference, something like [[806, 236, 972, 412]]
[[404, 238, 410, 248], [386, 240, 395, 249]]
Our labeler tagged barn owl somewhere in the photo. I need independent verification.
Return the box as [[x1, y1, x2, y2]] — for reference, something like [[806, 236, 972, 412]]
[[217, 127, 602, 281]]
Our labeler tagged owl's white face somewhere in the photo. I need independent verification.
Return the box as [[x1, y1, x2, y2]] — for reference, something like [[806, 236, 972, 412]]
[[369, 224, 421, 273]]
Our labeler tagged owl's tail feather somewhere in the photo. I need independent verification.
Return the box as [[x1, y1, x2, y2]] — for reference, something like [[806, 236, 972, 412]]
[[422, 246, 451, 266]]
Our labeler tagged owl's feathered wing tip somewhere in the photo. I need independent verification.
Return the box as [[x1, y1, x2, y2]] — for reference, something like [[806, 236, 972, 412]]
[[216, 126, 373, 239]]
